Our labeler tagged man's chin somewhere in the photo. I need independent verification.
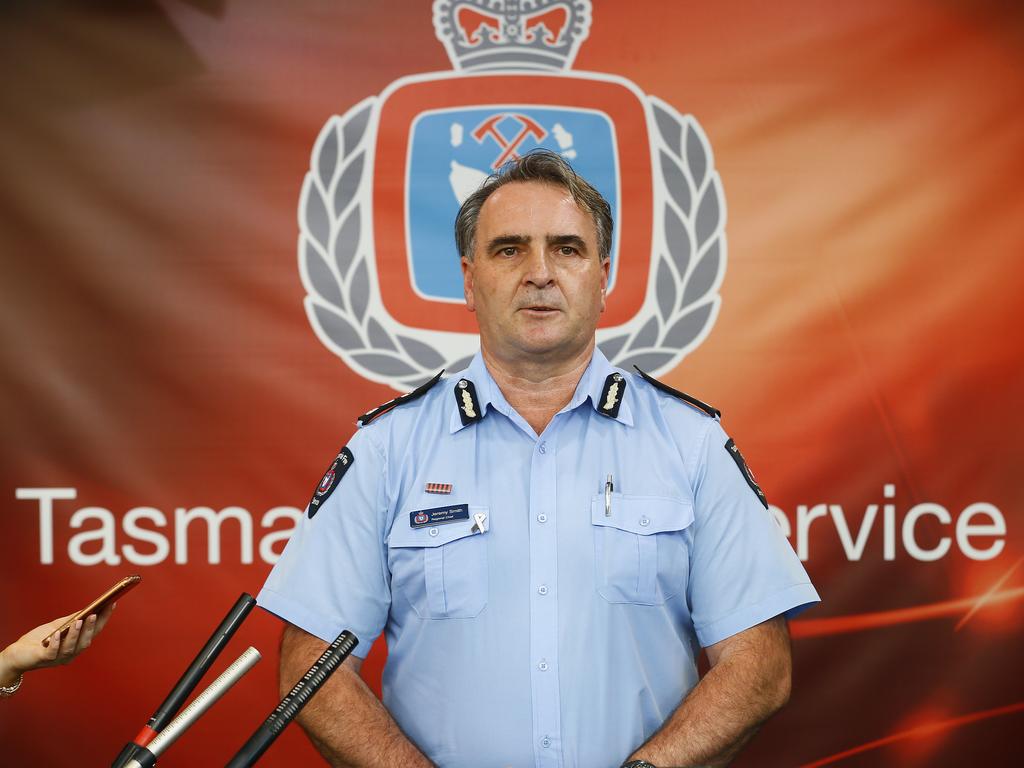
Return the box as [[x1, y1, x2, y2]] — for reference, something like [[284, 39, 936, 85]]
[[509, 332, 594, 362]]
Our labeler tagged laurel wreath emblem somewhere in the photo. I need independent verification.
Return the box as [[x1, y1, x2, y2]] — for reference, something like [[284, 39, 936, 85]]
[[299, 94, 725, 391]]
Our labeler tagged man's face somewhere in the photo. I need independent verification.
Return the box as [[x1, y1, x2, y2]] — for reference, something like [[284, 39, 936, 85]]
[[462, 180, 609, 366]]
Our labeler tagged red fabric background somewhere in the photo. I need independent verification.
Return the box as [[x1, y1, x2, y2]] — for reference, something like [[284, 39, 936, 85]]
[[1, 1, 1021, 765]]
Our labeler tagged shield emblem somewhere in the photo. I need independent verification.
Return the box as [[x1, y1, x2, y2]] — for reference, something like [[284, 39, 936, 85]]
[[317, 468, 336, 495], [299, 1, 727, 389], [373, 73, 654, 335]]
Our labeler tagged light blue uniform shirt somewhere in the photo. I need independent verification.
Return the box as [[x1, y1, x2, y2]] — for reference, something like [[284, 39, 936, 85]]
[[259, 349, 819, 768]]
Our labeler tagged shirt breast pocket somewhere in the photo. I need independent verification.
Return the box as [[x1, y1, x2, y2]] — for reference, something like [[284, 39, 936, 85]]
[[592, 495, 694, 605], [387, 506, 489, 619]]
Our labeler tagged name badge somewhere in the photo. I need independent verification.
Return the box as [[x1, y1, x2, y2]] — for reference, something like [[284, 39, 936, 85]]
[[410, 503, 469, 529]]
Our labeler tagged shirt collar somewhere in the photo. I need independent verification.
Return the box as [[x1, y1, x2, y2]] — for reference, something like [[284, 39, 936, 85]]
[[449, 347, 633, 433]]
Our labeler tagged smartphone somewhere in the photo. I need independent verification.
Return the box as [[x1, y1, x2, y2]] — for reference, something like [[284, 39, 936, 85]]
[[45, 574, 142, 645]]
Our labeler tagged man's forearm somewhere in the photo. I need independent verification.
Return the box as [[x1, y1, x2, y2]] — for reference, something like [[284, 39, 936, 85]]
[[627, 617, 792, 768], [281, 625, 433, 768]]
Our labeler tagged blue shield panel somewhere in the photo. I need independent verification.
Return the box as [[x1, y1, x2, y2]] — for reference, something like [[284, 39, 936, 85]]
[[406, 106, 620, 301]]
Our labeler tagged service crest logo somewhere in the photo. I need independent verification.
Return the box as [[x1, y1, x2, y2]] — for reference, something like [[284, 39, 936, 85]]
[[317, 469, 335, 495], [299, 0, 726, 390]]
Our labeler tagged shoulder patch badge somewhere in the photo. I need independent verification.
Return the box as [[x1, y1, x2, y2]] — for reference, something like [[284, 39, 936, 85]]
[[308, 446, 354, 518], [454, 378, 482, 426], [633, 366, 721, 420], [357, 370, 444, 427], [598, 372, 626, 418], [725, 438, 768, 509]]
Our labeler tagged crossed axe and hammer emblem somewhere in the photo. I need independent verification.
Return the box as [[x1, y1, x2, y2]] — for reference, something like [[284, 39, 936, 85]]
[[472, 113, 548, 169]]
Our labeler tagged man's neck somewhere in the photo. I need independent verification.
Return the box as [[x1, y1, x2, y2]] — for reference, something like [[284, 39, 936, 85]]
[[481, 342, 594, 436]]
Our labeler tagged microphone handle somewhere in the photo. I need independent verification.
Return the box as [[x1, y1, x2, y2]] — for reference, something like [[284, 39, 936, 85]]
[[113, 593, 256, 768], [123, 646, 261, 767], [150, 593, 257, 729], [225, 630, 358, 768]]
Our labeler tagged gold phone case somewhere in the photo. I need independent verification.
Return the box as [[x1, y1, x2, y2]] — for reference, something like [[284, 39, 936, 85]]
[[48, 574, 142, 643]]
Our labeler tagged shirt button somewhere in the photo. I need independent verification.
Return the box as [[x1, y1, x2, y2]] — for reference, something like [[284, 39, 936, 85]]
[[538, 441, 547, 454], [538, 660, 549, 671], [428, 528, 439, 537], [537, 514, 548, 523], [639, 516, 650, 527], [538, 585, 548, 595], [541, 737, 552, 748]]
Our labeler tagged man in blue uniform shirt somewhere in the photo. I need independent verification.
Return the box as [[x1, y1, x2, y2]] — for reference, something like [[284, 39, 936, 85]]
[[259, 150, 819, 767]]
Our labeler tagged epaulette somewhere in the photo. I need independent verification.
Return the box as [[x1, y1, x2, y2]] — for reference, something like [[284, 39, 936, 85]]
[[454, 377, 483, 426], [633, 366, 721, 420], [597, 372, 626, 419], [357, 370, 444, 426]]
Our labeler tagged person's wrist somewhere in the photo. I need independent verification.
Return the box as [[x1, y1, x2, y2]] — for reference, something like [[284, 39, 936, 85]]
[[621, 760, 658, 768], [0, 647, 21, 685], [0, 648, 24, 693]]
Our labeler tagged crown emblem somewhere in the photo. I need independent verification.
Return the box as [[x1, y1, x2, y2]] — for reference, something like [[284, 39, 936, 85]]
[[433, 0, 592, 71]]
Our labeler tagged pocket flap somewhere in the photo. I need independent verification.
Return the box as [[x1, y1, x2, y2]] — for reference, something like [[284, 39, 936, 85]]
[[389, 505, 489, 548], [591, 494, 693, 535]]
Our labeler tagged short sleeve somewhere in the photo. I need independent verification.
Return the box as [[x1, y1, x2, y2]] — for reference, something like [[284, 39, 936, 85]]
[[257, 427, 390, 658], [687, 420, 819, 647]]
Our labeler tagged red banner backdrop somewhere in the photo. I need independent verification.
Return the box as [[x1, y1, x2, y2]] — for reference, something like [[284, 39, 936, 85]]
[[1, 1, 1021, 765]]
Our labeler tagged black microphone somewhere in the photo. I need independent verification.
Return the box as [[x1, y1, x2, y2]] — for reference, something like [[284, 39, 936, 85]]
[[112, 593, 257, 767], [225, 629, 359, 767]]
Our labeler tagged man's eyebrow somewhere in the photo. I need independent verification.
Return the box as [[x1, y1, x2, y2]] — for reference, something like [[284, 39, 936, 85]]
[[486, 234, 531, 251], [547, 234, 589, 252]]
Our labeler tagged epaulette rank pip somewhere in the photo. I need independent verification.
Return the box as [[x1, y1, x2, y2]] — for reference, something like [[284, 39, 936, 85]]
[[357, 370, 444, 427], [633, 366, 721, 420]]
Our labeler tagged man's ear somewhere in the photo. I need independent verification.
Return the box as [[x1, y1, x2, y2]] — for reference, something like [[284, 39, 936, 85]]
[[599, 256, 609, 313], [462, 257, 476, 312]]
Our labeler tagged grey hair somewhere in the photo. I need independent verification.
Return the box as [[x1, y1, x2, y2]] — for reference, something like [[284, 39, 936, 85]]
[[454, 149, 613, 262]]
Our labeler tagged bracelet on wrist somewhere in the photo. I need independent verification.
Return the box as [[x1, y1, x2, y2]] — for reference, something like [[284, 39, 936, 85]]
[[0, 673, 24, 697]]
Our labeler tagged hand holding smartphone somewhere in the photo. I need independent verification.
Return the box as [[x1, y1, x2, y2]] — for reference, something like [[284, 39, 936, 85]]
[[44, 575, 141, 647]]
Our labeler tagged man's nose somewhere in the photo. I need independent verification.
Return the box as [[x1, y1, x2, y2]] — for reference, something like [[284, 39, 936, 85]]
[[522, 247, 555, 288]]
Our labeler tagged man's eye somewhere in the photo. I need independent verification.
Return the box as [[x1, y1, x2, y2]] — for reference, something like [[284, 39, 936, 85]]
[[558, 246, 579, 256], [499, 247, 518, 257]]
